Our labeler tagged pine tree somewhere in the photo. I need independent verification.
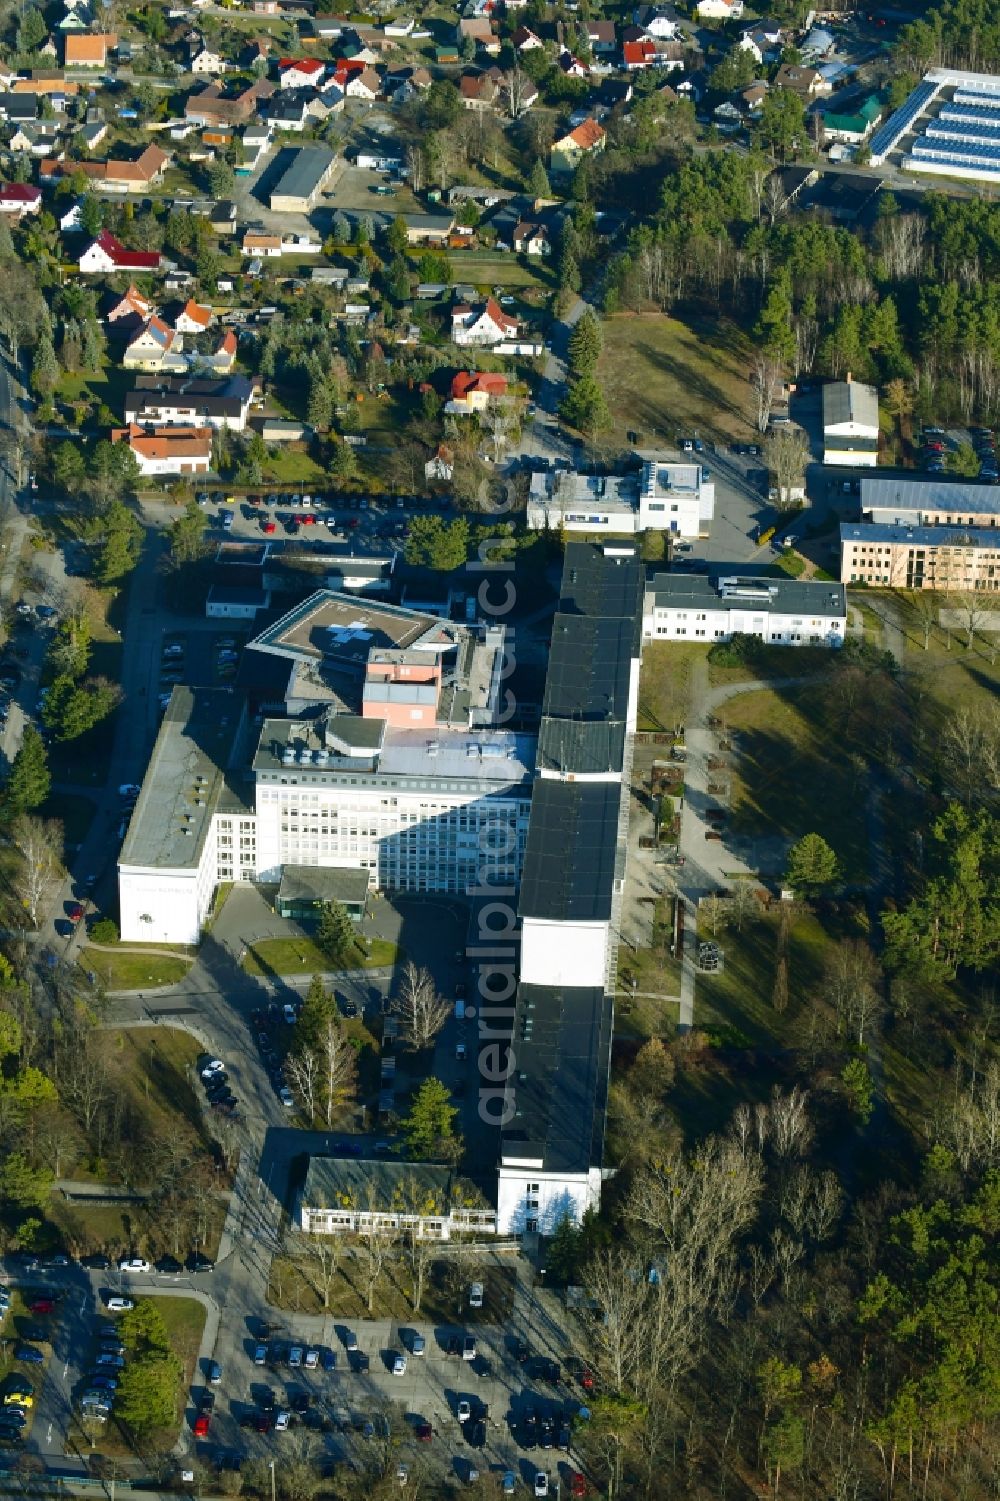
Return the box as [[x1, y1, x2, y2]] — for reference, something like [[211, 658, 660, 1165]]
[[316, 900, 355, 962], [30, 336, 58, 397], [785, 833, 840, 899], [4, 727, 50, 820], [403, 1077, 459, 1159], [567, 309, 603, 376], [528, 159, 551, 199]]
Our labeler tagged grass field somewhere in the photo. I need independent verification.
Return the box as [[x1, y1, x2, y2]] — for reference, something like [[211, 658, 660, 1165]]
[[446, 250, 556, 290], [156, 1296, 208, 1387], [243, 936, 400, 976], [723, 681, 871, 884], [81, 949, 192, 990], [598, 313, 757, 447], [638, 640, 706, 732]]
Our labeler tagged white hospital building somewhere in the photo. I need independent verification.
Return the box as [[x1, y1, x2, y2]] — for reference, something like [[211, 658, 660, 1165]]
[[526, 457, 715, 539], [118, 592, 532, 945]]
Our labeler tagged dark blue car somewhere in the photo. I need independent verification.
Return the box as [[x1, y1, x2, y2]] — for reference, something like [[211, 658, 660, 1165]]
[[14, 1346, 43, 1365]]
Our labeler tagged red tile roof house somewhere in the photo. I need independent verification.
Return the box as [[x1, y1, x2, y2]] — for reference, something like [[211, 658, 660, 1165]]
[[111, 423, 212, 477], [451, 296, 519, 347], [104, 283, 155, 332], [0, 183, 42, 218], [446, 370, 509, 413], [79, 231, 161, 274], [278, 57, 326, 89], [41, 142, 169, 192], [175, 299, 214, 333], [623, 38, 658, 68]]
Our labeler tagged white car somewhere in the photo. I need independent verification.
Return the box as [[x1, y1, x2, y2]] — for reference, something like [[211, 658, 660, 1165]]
[[275, 1410, 290, 1432], [469, 1282, 484, 1309], [304, 1348, 319, 1369], [392, 1353, 407, 1376], [200, 1060, 225, 1079], [106, 1297, 134, 1312], [118, 784, 140, 798], [534, 1476, 549, 1499], [118, 1257, 150, 1273], [283, 1003, 297, 1024], [279, 1086, 294, 1109], [457, 1399, 471, 1423]]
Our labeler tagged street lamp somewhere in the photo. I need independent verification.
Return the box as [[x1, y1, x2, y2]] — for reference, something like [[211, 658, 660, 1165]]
[[269, 1460, 276, 1501]]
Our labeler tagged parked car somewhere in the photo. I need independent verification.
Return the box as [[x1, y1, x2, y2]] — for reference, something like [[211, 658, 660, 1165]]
[[392, 1353, 407, 1376], [105, 1297, 134, 1313], [253, 1343, 267, 1366], [469, 1282, 484, 1309], [462, 1334, 476, 1361], [118, 1257, 150, 1273], [207, 1361, 222, 1385], [193, 1413, 210, 1437]]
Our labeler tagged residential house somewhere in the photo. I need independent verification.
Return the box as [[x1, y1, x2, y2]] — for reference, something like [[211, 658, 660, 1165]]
[[267, 91, 311, 130], [446, 370, 508, 413], [42, 142, 169, 192], [175, 299, 214, 334], [513, 220, 551, 255], [550, 117, 606, 174], [459, 70, 498, 110], [318, 81, 346, 113], [696, 0, 744, 14], [557, 47, 589, 78], [58, 199, 83, 231], [451, 296, 519, 346], [404, 212, 455, 245], [191, 45, 227, 75], [13, 72, 79, 98], [9, 123, 62, 156], [278, 57, 326, 89], [821, 93, 883, 144], [738, 21, 782, 62], [242, 228, 282, 257], [64, 32, 114, 67], [241, 38, 271, 69], [184, 79, 273, 128], [384, 17, 414, 36], [240, 123, 271, 172], [425, 444, 454, 483], [513, 25, 543, 50], [774, 63, 829, 99], [822, 374, 879, 467], [202, 329, 237, 373], [634, 6, 680, 39], [457, 17, 500, 52], [740, 81, 768, 117], [588, 19, 617, 53], [0, 183, 41, 218], [124, 373, 253, 432], [622, 38, 658, 69], [112, 423, 212, 477], [123, 316, 184, 372], [104, 283, 154, 331], [344, 66, 381, 100], [79, 229, 161, 273], [78, 119, 107, 151], [312, 16, 346, 40], [0, 94, 38, 124]]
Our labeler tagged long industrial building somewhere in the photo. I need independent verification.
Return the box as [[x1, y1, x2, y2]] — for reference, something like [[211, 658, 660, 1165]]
[[869, 67, 1000, 183]]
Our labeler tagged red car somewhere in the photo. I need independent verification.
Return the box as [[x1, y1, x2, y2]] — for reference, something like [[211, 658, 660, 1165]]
[[67, 903, 85, 924], [415, 1421, 433, 1442], [193, 1413, 211, 1437], [570, 1475, 587, 1499], [28, 1298, 54, 1314], [580, 1368, 594, 1393], [262, 520, 276, 535]]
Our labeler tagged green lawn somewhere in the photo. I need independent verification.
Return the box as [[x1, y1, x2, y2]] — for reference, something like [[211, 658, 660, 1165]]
[[243, 935, 401, 976], [721, 680, 875, 884], [156, 1296, 208, 1388], [81, 949, 192, 991], [599, 313, 757, 446], [446, 250, 556, 290], [638, 640, 706, 732]]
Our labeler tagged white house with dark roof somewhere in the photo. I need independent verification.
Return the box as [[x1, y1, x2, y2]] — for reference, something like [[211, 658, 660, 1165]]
[[822, 375, 879, 466]]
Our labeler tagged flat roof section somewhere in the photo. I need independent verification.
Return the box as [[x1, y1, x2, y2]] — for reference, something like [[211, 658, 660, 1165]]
[[842, 520, 1000, 547], [119, 687, 240, 871], [519, 779, 622, 923], [252, 589, 439, 671], [861, 474, 1000, 515], [649, 572, 847, 618], [500, 983, 612, 1175], [277, 864, 371, 907], [543, 613, 635, 722], [559, 540, 643, 624], [254, 712, 384, 771]]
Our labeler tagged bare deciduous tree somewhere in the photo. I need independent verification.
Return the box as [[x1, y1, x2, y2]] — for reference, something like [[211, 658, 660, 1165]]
[[767, 1085, 814, 1159], [751, 352, 783, 434], [289, 1232, 343, 1311], [317, 1017, 357, 1128], [949, 588, 994, 650], [10, 816, 63, 927], [940, 704, 1000, 805], [353, 1193, 399, 1315], [765, 425, 811, 506], [396, 961, 450, 1051], [581, 1245, 653, 1395], [285, 1047, 320, 1122], [823, 940, 883, 1047]]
